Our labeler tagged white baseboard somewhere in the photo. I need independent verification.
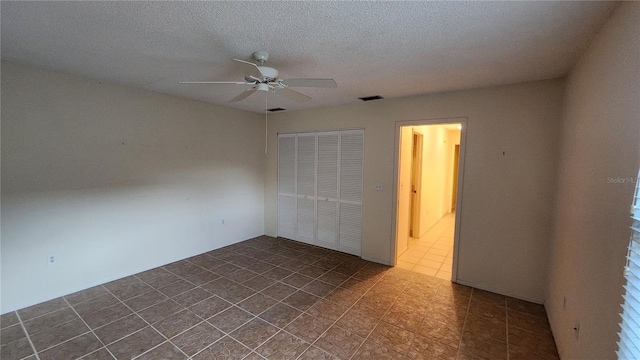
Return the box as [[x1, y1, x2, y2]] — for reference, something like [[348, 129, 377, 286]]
[[455, 279, 544, 304], [361, 256, 391, 266]]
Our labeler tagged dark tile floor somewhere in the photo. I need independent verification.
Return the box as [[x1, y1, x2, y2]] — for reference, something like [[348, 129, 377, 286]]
[[0, 236, 559, 360]]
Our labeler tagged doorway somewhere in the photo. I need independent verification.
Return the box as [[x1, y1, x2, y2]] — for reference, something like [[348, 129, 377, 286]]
[[393, 122, 463, 280]]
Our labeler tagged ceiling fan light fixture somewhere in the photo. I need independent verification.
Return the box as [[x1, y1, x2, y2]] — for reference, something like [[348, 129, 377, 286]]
[[257, 83, 269, 92]]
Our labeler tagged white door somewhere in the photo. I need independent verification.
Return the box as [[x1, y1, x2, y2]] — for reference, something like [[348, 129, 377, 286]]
[[295, 134, 316, 244], [338, 130, 364, 255], [316, 132, 339, 249], [277, 135, 296, 240], [277, 130, 363, 256]]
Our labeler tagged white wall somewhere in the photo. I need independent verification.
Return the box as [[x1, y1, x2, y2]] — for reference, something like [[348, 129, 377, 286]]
[[546, 3, 640, 359], [265, 79, 564, 302], [0, 62, 265, 312]]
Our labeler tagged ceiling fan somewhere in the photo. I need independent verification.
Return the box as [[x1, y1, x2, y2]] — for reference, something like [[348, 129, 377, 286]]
[[179, 51, 337, 103]]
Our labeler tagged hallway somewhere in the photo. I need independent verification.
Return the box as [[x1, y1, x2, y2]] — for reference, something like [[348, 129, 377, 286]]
[[397, 213, 455, 280]]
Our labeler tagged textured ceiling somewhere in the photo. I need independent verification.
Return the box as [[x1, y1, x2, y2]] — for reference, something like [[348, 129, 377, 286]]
[[1, 1, 617, 113]]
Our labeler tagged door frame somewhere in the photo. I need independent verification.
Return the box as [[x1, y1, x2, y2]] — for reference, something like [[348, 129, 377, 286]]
[[390, 117, 467, 282], [409, 130, 423, 238]]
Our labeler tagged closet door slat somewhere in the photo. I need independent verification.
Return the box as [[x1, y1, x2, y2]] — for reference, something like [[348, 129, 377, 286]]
[[297, 197, 315, 244], [277, 195, 296, 239], [340, 131, 364, 203], [278, 135, 296, 195], [296, 134, 316, 197], [338, 202, 363, 255], [317, 132, 339, 200], [317, 199, 338, 249]]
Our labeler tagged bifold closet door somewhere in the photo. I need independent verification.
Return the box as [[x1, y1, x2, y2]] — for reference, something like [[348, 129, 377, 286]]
[[295, 134, 316, 244], [338, 130, 364, 255], [277, 135, 296, 240], [316, 132, 339, 250], [277, 130, 363, 256]]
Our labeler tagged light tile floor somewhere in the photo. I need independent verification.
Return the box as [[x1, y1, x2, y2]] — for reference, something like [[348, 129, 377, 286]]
[[398, 213, 456, 280], [0, 235, 559, 360]]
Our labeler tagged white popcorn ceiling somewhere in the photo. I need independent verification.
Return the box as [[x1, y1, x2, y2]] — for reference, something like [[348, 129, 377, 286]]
[[1, 1, 617, 113]]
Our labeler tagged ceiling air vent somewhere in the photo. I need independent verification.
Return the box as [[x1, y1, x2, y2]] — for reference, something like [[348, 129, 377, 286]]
[[267, 107, 286, 112], [359, 95, 384, 101]]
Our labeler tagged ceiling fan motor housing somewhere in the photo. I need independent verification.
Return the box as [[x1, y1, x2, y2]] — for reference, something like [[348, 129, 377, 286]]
[[248, 66, 278, 82]]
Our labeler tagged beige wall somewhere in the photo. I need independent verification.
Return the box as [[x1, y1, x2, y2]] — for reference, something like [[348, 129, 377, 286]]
[[266, 79, 564, 302], [0, 62, 265, 312], [546, 3, 640, 359]]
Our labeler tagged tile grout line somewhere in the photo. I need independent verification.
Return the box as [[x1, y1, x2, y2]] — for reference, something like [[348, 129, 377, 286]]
[[187, 247, 353, 359], [345, 281, 410, 360], [192, 277, 313, 356], [174, 249, 303, 358], [243, 257, 355, 359], [300, 268, 396, 360], [132, 263, 261, 360], [14, 311, 41, 360], [20, 248, 354, 357], [400, 214, 455, 278], [62, 295, 120, 360], [455, 287, 474, 360], [135, 252, 271, 358], [11, 239, 475, 360], [505, 298, 510, 360], [16, 291, 119, 356], [97, 285, 192, 360]]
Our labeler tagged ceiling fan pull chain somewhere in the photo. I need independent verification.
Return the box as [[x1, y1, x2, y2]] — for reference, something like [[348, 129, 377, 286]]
[[265, 96, 268, 154]]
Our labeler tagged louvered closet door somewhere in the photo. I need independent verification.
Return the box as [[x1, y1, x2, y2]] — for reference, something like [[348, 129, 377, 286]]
[[316, 132, 339, 250], [277, 130, 363, 256], [295, 134, 317, 244], [338, 130, 364, 256], [277, 135, 296, 240]]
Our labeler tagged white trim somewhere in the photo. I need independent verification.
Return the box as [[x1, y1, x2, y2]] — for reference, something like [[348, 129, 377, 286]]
[[361, 256, 392, 266], [455, 279, 544, 304]]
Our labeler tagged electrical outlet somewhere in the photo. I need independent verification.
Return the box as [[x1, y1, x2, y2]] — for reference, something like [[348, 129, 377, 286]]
[[47, 255, 57, 266], [374, 183, 383, 191]]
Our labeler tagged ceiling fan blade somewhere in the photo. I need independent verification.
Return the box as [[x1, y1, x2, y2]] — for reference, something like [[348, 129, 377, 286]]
[[276, 87, 312, 103], [282, 78, 337, 88], [230, 88, 257, 103], [233, 59, 265, 80], [178, 81, 250, 85]]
